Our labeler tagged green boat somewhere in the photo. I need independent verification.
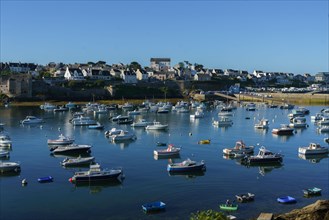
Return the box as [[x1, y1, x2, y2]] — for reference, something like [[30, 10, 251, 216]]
[[219, 204, 238, 211]]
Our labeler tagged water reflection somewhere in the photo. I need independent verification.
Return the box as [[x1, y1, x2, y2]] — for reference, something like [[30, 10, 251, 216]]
[[167, 170, 206, 179], [298, 153, 329, 163], [153, 154, 181, 160], [237, 162, 283, 176], [71, 179, 123, 194]]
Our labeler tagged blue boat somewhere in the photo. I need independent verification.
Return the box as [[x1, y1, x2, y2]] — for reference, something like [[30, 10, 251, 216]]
[[277, 196, 296, 204], [167, 158, 206, 172], [38, 176, 54, 183], [88, 122, 104, 130], [142, 201, 166, 213]]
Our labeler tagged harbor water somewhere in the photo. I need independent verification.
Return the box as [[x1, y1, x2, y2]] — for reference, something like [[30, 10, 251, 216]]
[[0, 104, 328, 219]]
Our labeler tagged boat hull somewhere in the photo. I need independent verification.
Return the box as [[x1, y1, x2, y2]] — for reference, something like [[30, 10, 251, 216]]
[[167, 163, 206, 172]]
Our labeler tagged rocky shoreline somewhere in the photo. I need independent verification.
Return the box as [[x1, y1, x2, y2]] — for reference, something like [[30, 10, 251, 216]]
[[272, 200, 329, 220]]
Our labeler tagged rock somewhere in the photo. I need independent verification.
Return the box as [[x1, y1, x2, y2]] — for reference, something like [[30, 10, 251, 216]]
[[274, 200, 329, 220]]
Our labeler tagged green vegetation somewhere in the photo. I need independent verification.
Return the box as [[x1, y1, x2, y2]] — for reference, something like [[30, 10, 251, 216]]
[[0, 69, 12, 76], [190, 209, 227, 220]]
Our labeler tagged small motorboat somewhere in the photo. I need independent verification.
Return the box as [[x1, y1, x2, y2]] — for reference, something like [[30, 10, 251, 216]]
[[303, 187, 322, 197], [0, 161, 21, 173], [20, 116, 44, 124], [0, 133, 12, 147], [240, 146, 283, 165], [272, 124, 294, 135], [111, 130, 136, 142], [298, 143, 329, 155], [235, 193, 255, 202], [145, 121, 168, 130], [223, 140, 254, 156], [156, 142, 167, 146], [61, 156, 95, 167], [277, 196, 296, 204], [88, 122, 104, 130], [325, 138, 329, 144], [131, 119, 152, 127], [47, 134, 75, 145], [154, 144, 181, 156], [0, 150, 10, 158], [167, 158, 206, 173], [51, 144, 92, 154], [69, 163, 123, 183], [254, 119, 269, 129], [198, 139, 210, 144], [142, 201, 166, 213], [38, 176, 53, 183], [219, 204, 238, 211]]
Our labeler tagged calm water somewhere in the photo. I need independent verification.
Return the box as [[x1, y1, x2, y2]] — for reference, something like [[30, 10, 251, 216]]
[[0, 104, 328, 220]]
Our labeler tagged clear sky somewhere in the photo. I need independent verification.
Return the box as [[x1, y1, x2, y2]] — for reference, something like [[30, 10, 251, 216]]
[[1, 0, 328, 74]]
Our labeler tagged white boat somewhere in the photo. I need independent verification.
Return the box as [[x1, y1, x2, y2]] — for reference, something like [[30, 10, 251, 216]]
[[88, 122, 104, 130], [254, 119, 269, 129], [317, 117, 329, 126], [318, 126, 329, 133], [47, 134, 75, 145], [311, 113, 323, 121], [40, 102, 56, 110], [298, 143, 329, 155], [52, 144, 92, 154], [131, 119, 152, 127], [289, 117, 307, 128], [69, 163, 122, 183], [128, 110, 141, 116], [71, 116, 97, 126], [121, 102, 134, 110], [0, 133, 12, 147], [190, 110, 204, 119], [246, 103, 256, 111], [61, 156, 95, 167], [223, 140, 254, 156], [154, 144, 181, 156], [111, 130, 136, 142], [0, 150, 10, 158], [20, 116, 44, 124], [111, 115, 131, 122], [145, 121, 168, 130], [65, 102, 77, 109], [93, 105, 108, 115], [104, 128, 123, 137], [0, 161, 21, 173], [212, 117, 233, 126], [53, 106, 69, 112]]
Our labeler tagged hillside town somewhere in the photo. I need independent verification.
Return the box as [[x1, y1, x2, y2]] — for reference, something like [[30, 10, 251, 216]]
[[0, 58, 328, 100]]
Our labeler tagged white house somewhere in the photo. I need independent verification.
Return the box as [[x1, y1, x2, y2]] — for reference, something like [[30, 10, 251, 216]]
[[150, 58, 171, 71], [64, 67, 85, 81], [135, 69, 149, 81], [121, 69, 137, 84]]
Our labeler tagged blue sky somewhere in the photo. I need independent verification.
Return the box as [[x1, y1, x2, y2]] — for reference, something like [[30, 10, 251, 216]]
[[1, 1, 328, 74]]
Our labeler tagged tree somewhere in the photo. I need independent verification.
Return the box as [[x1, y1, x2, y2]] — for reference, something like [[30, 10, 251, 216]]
[[194, 64, 204, 72], [129, 61, 142, 71]]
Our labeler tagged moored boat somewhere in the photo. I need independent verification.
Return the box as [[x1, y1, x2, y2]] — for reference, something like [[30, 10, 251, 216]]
[[235, 193, 255, 202], [212, 117, 233, 126], [223, 140, 254, 156], [61, 156, 95, 167], [20, 116, 44, 124], [0, 133, 12, 147], [38, 176, 54, 183], [219, 204, 238, 211], [131, 119, 152, 127], [145, 121, 168, 130], [198, 139, 210, 144], [0, 150, 10, 158], [254, 119, 269, 129], [0, 161, 21, 173], [272, 124, 294, 135], [167, 158, 206, 172], [154, 144, 181, 156], [111, 130, 136, 142], [47, 134, 75, 145], [298, 143, 329, 155], [303, 187, 322, 196], [241, 146, 283, 165], [142, 201, 166, 213], [69, 163, 123, 183], [277, 196, 296, 204], [88, 122, 104, 130], [51, 144, 92, 154]]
